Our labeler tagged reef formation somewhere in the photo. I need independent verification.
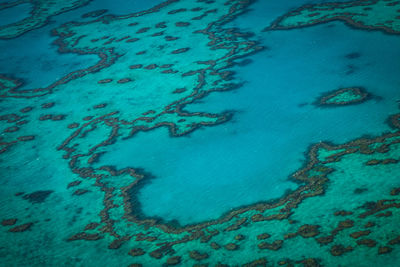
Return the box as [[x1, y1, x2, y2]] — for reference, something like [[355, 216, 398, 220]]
[[0, 0, 92, 39], [315, 87, 370, 107], [267, 0, 400, 34], [0, 0, 400, 266]]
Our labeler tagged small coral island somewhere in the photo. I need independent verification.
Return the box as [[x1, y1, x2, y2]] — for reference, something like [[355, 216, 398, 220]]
[[315, 87, 370, 107]]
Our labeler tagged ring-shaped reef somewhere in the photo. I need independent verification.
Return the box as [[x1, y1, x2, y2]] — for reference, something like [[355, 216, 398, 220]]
[[314, 87, 370, 107]]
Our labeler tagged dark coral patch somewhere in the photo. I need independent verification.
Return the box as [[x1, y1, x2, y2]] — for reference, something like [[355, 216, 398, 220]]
[[224, 243, 239, 250], [73, 189, 89, 196], [0, 114, 22, 123], [39, 114, 52, 121], [378, 246, 393, 254], [331, 219, 354, 235], [116, 36, 130, 42], [297, 258, 321, 267], [171, 47, 190, 54], [84, 222, 100, 231], [364, 221, 376, 228], [330, 245, 353, 256], [126, 38, 139, 43], [298, 224, 320, 238], [68, 123, 80, 129], [234, 234, 245, 241], [175, 22, 190, 27], [388, 235, 400, 246], [136, 27, 150, 34], [128, 248, 145, 257], [83, 116, 93, 121], [16, 120, 29, 126], [366, 159, 380, 165], [9, 222, 33, 232], [1, 218, 17, 226], [3, 126, 19, 133], [149, 250, 163, 259], [142, 110, 156, 116], [168, 8, 187, 14], [41, 102, 55, 109], [224, 218, 247, 231], [135, 235, 157, 242], [20, 107, 33, 113], [334, 210, 353, 216], [129, 64, 143, 69], [67, 180, 82, 189], [51, 115, 66, 121], [144, 64, 158, 70], [93, 103, 107, 109], [117, 78, 132, 84], [151, 31, 164, 37], [316, 235, 334, 245], [82, 9, 108, 18], [376, 211, 392, 217], [189, 250, 209, 260], [172, 88, 186, 94], [244, 258, 268, 266], [108, 239, 126, 249], [192, 14, 206, 20], [210, 242, 220, 250], [98, 79, 113, 84], [155, 22, 167, 28], [161, 69, 178, 74], [381, 158, 398, 164], [350, 230, 371, 239], [257, 233, 271, 240], [160, 64, 173, 68], [166, 256, 181, 265], [165, 36, 179, 41], [390, 188, 400, 196], [258, 240, 283, 250], [22, 190, 53, 204], [68, 232, 103, 241], [356, 238, 377, 247]]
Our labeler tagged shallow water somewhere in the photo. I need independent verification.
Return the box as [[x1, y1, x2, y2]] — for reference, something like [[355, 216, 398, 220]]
[[0, 0, 400, 266]]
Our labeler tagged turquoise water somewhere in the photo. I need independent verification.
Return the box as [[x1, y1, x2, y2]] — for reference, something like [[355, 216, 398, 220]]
[[1, 0, 400, 266], [0, 0, 163, 90], [101, 8, 400, 226]]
